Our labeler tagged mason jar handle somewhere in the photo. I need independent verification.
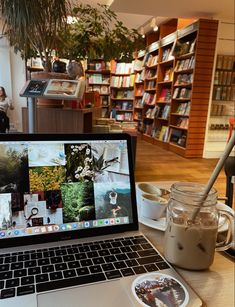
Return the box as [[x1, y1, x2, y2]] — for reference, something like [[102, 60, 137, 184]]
[[215, 204, 234, 252]]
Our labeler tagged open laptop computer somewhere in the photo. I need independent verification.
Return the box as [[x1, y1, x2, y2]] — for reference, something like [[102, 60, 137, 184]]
[[0, 133, 202, 307]]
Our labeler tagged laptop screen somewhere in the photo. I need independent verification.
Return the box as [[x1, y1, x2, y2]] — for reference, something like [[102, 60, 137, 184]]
[[0, 133, 138, 247]]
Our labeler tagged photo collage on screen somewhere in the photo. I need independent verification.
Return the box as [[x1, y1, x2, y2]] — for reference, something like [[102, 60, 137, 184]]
[[0, 140, 133, 234]]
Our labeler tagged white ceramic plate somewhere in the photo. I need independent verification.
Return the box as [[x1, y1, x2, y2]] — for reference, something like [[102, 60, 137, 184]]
[[137, 200, 233, 233]]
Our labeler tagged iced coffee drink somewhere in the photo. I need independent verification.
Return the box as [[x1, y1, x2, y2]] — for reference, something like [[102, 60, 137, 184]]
[[164, 182, 234, 270]]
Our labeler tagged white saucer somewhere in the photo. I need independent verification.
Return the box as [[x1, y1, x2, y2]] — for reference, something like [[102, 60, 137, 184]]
[[137, 201, 233, 233]]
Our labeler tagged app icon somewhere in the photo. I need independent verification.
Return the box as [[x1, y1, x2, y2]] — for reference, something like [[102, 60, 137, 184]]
[[124, 217, 129, 223], [41, 227, 46, 233], [115, 218, 120, 224], [34, 228, 40, 233], [104, 219, 109, 225], [0, 231, 5, 237], [72, 223, 77, 229], [54, 225, 59, 231], [60, 224, 66, 231], [93, 221, 98, 227], [66, 224, 72, 230], [14, 230, 20, 235], [110, 219, 115, 224], [47, 226, 53, 232], [98, 219, 104, 226], [26, 228, 33, 235], [84, 221, 90, 228]]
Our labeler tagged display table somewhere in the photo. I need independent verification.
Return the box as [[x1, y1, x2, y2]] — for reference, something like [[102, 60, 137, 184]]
[[22, 106, 102, 133], [138, 181, 234, 306]]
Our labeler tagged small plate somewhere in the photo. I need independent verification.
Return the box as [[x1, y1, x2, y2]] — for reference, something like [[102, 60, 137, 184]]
[[137, 201, 232, 233]]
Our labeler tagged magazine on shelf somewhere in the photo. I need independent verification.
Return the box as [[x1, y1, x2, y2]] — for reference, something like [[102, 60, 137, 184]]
[[44, 79, 82, 98]]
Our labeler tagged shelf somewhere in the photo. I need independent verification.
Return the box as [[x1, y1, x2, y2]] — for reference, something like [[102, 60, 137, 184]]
[[174, 83, 192, 87], [111, 98, 134, 101], [158, 59, 174, 66], [174, 68, 194, 74], [171, 113, 189, 117], [158, 81, 173, 85], [170, 125, 188, 131], [86, 70, 110, 74], [145, 88, 156, 92], [116, 109, 133, 112], [175, 52, 195, 60]]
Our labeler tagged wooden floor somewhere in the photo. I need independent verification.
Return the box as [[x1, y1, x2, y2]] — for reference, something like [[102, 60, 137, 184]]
[[134, 136, 229, 201]]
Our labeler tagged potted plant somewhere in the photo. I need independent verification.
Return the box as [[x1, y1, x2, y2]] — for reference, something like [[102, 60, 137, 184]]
[[0, 0, 70, 72], [59, 4, 144, 64]]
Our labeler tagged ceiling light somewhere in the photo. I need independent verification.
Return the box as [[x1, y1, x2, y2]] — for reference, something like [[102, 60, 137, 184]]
[[140, 27, 145, 38], [153, 25, 158, 32]]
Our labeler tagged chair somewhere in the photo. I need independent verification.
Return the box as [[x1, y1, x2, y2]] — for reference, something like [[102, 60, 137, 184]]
[[224, 118, 235, 208]]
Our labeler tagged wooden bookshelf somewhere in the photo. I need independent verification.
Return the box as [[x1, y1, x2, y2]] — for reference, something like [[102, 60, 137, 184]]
[[137, 18, 218, 158], [110, 61, 135, 122], [85, 60, 111, 118]]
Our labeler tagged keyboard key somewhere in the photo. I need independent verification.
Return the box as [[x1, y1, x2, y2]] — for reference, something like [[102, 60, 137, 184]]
[[114, 261, 127, 269], [63, 255, 75, 262], [0, 271, 12, 280], [102, 263, 115, 271], [31, 253, 43, 259], [100, 242, 112, 249], [5, 256, 17, 263], [121, 268, 134, 277], [120, 246, 132, 253], [0, 288, 15, 299], [78, 246, 90, 253], [63, 269, 76, 278], [14, 269, 27, 278], [145, 264, 158, 272], [76, 267, 89, 276], [51, 256, 63, 264], [11, 262, 24, 270], [17, 285, 35, 296], [50, 271, 63, 281], [38, 258, 50, 266], [93, 257, 105, 265], [156, 262, 170, 270], [75, 253, 87, 260], [67, 261, 80, 269], [116, 254, 128, 261], [104, 255, 116, 263], [0, 281, 4, 289], [98, 250, 110, 257], [56, 250, 67, 256], [0, 264, 9, 272], [138, 255, 163, 266], [141, 243, 152, 249], [132, 237, 148, 244], [55, 263, 68, 271], [18, 254, 30, 261], [126, 259, 138, 267], [131, 244, 143, 251], [87, 251, 98, 258], [133, 266, 147, 275], [36, 273, 106, 293], [105, 270, 122, 280], [89, 265, 102, 274], [90, 244, 101, 251], [5, 278, 20, 288], [138, 249, 158, 257], [80, 259, 93, 267], [21, 276, 34, 285], [36, 273, 49, 283], [42, 265, 54, 273], [25, 260, 37, 268], [28, 267, 41, 275], [109, 248, 121, 255], [127, 252, 138, 259]]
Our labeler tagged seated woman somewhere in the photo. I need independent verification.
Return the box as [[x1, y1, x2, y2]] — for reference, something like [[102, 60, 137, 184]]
[[0, 86, 14, 133]]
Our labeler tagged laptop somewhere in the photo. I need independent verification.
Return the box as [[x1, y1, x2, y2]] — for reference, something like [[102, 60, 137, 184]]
[[0, 133, 202, 307]]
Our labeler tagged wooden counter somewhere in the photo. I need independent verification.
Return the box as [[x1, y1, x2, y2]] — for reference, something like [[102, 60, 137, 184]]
[[22, 106, 102, 133]]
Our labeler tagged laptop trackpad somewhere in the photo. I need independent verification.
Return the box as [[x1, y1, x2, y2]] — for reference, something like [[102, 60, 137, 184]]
[[37, 280, 137, 307]]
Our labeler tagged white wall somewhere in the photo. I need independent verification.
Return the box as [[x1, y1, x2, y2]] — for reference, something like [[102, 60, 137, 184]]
[[0, 35, 27, 131], [203, 19, 235, 158]]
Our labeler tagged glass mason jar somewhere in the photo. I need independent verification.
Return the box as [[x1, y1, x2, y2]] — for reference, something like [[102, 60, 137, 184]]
[[164, 182, 234, 270]]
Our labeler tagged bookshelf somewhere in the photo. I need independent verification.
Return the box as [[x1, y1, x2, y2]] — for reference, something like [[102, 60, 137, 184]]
[[206, 54, 235, 144], [133, 50, 146, 130], [110, 61, 135, 122], [86, 60, 111, 118], [138, 18, 219, 157]]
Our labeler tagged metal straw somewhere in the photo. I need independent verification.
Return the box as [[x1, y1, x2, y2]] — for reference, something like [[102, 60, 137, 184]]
[[191, 130, 235, 221]]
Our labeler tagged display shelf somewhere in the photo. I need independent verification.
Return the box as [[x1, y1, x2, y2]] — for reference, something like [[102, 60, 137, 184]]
[[136, 18, 218, 157], [206, 54, 235, 156]]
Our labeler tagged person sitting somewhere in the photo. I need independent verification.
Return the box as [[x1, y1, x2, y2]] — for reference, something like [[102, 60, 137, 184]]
[[0, 86, 14, 133]]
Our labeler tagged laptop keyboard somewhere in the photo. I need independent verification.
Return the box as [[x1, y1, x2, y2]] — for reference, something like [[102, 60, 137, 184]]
[[0, 235, 170, 300]]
